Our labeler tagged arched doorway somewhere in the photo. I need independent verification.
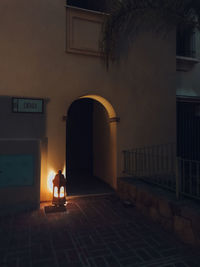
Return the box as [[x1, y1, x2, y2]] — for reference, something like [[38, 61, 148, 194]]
[[66, 95, 117, 196]]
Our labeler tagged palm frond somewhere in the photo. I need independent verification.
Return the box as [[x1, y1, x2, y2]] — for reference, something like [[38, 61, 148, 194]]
[[102, 0, 200, 67]]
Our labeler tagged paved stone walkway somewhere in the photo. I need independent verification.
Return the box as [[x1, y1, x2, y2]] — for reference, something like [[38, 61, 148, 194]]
[[0, 194, 200, 267]]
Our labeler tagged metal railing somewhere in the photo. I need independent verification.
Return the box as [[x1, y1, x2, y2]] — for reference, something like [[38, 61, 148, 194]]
[[123, 143, 200, 201], [123, 143, 176, 191]]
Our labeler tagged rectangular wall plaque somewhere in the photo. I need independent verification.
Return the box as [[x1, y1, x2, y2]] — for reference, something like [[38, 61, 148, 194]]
[[0, 154, 34, 187], [66, 7, 104, 57], [12, 98, 44, 113]]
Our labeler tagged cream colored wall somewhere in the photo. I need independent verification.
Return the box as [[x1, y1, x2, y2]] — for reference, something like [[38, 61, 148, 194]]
[[93, 101, 112, 186], [112, 31, 177, 176], [0, 0, 176, 201]]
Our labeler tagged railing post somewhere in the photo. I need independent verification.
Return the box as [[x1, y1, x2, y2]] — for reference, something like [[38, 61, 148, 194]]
[[176, 157, 180, 200], [122, 150, 126, 173]]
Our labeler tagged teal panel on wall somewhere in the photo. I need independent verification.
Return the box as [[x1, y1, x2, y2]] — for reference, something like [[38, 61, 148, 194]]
[[0, 154, 34, 187]]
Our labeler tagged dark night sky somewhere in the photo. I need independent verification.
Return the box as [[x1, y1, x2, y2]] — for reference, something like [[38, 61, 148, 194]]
[[67, 0, 110, 12]]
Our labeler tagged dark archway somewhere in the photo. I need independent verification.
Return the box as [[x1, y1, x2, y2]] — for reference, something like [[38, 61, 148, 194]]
[[66, 97, 115, 196], [66, 98, 94, 179]]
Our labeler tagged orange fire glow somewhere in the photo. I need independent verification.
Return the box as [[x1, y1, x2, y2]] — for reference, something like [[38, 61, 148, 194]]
[[62, 166, 66, 176]]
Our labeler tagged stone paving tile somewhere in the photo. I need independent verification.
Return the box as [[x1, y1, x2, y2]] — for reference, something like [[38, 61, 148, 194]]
[[0, 194, 200, 267]]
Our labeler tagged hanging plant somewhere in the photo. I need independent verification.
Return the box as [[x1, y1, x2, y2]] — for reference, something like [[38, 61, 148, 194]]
[[101, 0, 200, 68]]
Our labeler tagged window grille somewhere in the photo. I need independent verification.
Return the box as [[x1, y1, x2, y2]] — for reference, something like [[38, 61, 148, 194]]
[[176, 26, 196, 58]]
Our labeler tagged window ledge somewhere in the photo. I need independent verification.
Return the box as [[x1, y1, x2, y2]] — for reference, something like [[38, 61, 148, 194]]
[[176, 56, 199, 72], [65, 5, 109, 16]]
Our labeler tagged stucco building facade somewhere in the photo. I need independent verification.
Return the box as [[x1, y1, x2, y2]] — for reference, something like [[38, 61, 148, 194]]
[[0, 0, 176, 212]]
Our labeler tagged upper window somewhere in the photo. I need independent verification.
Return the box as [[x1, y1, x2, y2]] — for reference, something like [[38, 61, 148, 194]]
[[176, 25, 196, 58], [67, 0, 110, 13]]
